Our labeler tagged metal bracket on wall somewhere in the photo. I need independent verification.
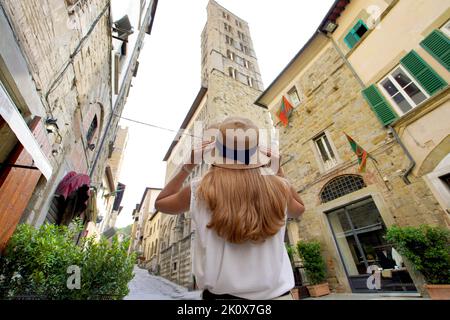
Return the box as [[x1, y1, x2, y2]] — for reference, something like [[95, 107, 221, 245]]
[[0, 163, 39, 170]]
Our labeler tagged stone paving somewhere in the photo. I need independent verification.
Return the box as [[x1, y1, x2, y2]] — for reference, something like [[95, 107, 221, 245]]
[[124, 265, 201, 300], [125, 265, 428, 300], [304, 293, 427, 300]]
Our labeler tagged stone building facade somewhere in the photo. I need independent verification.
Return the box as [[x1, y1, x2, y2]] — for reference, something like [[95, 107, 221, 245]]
[[255, 0, 449, 296], [130, 187, 161, 269], [97, 126, 129, 236], [0, 0, 158, 249], [158, 0, 272, 289]]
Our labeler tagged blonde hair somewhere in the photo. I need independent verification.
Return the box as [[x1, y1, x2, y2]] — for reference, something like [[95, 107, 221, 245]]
[[197, 166, 289, 244]]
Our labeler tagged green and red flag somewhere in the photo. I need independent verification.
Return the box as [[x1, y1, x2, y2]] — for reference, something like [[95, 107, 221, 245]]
[[276, 96, 293, 127], [345, 133, 368, 172]]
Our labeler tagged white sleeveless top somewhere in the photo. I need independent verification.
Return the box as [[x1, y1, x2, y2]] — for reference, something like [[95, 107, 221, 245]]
[[190, 177, 294, 300]]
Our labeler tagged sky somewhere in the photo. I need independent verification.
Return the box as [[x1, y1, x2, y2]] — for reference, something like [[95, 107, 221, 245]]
[[115, 0, 335, 228]]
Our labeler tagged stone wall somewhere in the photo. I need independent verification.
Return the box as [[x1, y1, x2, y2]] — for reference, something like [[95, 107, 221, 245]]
[[158, 233, 194, 289], [1, 0, 113, 225], [207, 69, 272, 128], [277, 43, 448, 293]]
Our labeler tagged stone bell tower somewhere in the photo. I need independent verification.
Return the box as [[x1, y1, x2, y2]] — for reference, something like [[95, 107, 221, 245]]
[[200, 0, 272, 128], [159, 0, 273, 289]]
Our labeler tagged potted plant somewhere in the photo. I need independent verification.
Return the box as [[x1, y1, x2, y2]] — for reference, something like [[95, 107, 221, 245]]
[[296, 240, 330, 297], [286, 244, 299, 299], [285, 243, 309, 300], [386, 225, 450, 300]]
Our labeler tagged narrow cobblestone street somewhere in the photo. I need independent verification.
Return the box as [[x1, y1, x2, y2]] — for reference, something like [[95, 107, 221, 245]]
[[125, 266, 201, 300]]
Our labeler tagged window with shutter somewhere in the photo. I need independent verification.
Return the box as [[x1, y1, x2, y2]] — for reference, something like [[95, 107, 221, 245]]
[[344, 19, 368, 49], [420, 30, 450, 71], [378, 66, 429, 116], [400, 50, 447, 96], [344, 30, 359, 49], [362, 85, 397, 126]]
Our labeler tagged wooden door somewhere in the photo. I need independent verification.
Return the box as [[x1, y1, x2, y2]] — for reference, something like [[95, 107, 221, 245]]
[[0, 117, 49, 251]]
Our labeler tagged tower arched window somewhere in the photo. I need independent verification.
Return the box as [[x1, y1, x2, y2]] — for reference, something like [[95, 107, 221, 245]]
[[86, 115, 98, 143], [228, 67, 236, 79], [320, 175, 366, 203]]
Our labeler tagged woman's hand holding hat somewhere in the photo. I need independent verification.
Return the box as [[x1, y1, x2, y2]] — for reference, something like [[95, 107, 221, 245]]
[[260, 147, 284, 177], [184, 140, 214, 172]]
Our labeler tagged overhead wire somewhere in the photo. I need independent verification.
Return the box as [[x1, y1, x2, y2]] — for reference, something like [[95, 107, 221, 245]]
[[115, 114, 204, 140]]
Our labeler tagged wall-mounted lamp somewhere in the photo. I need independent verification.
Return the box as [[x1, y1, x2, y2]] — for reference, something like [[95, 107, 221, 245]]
[[45, 118, 59, 132], [45, 117, 62, 144], [103, 188, 125, 198], [323, 21, 338, 33]]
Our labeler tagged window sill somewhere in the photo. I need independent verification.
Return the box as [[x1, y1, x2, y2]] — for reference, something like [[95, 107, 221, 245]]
[[319, 161, 345, 176], [390, 85, 450, 128]]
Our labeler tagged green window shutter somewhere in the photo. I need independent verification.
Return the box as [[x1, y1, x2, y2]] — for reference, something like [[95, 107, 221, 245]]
[[420, 30, 450, 71], [344, 30, 359, 49], [400, 50, 448, 96], [344, 19, 368, 49], [362, 85, 398, 126]]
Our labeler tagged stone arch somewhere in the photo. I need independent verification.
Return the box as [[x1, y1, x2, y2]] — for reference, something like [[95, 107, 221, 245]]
[[79, 101, 104, 151], [417, 135, 450, 176], [319, 174, 366, 203], [160, 224, 167, 250], [168, 218, 176, 246], [174, 214, 185, 240]]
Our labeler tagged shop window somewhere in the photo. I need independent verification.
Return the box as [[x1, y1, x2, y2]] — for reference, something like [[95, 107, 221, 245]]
[[326, 197, 416, 292]]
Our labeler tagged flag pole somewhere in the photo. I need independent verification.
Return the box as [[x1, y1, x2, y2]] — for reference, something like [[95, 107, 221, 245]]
[[368, 154, 391, 191]]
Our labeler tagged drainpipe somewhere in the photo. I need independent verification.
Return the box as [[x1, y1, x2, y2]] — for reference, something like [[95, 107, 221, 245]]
[[319, 29, 415, 185], [387, 126, 415, 185], [319, 30, 365, 89]]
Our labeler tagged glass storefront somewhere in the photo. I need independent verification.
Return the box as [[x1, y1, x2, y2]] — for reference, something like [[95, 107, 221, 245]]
[[327, 197, 417, 293]]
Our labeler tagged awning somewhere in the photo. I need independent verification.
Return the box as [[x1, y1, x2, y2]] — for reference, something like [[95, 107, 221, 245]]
[[55, 171, 90, 199]]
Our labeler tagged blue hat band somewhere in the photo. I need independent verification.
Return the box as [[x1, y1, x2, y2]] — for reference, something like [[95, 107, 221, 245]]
[[216, 140, 257, 165]]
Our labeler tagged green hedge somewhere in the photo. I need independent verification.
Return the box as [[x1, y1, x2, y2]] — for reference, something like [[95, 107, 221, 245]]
[[296, 241, 327, 285], [386, 225, 450, 285], [0, 221, 136, 299]]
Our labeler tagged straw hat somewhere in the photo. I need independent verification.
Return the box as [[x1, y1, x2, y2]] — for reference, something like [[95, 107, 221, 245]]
[[203, 116, 271, 170]]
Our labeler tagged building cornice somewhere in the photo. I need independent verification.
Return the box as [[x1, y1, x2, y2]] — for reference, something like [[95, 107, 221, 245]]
[[163, 87, 208, 161]]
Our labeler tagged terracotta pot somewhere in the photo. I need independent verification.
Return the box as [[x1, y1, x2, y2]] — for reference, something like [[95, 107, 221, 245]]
[[290, 288, 300, 300], [306, 282, 330, 297], [425, 284, 450, 300]]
